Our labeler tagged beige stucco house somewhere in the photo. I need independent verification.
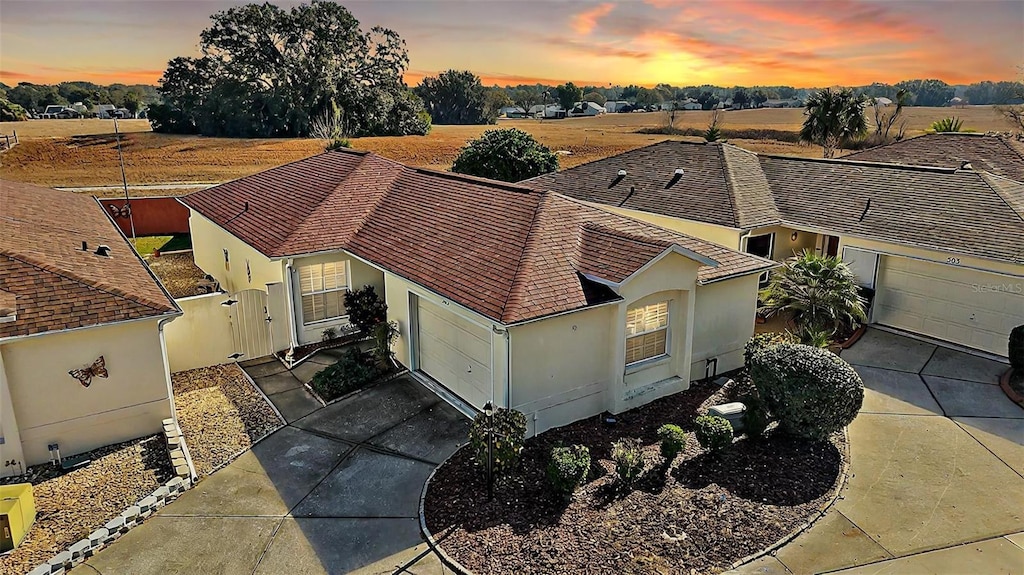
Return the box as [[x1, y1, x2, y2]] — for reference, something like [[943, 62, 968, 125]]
[[527, 136, 1024, 357], [0, 181, 181, 476], [180, 150, 774, 435]]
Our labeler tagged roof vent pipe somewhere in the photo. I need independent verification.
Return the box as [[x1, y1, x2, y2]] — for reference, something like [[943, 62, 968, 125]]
[[617, 169, 627, 177], [81, 241, 88, 251], [674, 168, 685, 176], [959, 161, 972, 170], [94, 245, 111, 257]]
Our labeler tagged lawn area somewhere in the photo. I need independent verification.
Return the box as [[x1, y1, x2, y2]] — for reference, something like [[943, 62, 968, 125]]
[[424, 377, 847, 575], [0, 106, 1010, 188], [0, 436, 172, 575], [130, 233, 191, 256]]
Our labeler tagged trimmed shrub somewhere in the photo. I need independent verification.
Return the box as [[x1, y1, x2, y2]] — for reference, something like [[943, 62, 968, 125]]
[[310, 347, 379, 401], [343, 285, 388, 334], [1010, 325, 1024, 372], [468, 408, 527, 477], [611, 438, 645, 487], [749, 343, 864, 439], [371, 320, 399, 364], [547, 445, 591, 495], [657, 424, 687, 462], [744, 332, 797, 366], [695, 415, 734, 452], [742, 396, 770, 439]]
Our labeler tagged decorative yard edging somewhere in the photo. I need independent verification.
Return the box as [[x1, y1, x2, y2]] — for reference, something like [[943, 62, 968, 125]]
[[418, 428, 852, 575], [837, 325, 867, 350], [27, 423, 201, 575], [999, 368, 1024, 408], [418, 449, 474, 575]]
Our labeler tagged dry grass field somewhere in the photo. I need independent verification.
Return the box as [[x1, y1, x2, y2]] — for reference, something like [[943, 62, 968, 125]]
[[0, 106, 1012, 190]]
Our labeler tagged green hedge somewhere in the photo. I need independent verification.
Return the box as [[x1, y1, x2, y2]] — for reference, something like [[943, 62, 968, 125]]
[[309, 347, 380, 401], [749, 343, 863, 439]]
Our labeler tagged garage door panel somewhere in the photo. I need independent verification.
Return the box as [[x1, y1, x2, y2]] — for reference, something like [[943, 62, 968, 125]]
[[874, 256, 1024, 356], [417, 299, 492, 410]]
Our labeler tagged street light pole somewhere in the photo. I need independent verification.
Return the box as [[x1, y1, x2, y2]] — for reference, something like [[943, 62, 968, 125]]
[[484, 401, 494, 501]]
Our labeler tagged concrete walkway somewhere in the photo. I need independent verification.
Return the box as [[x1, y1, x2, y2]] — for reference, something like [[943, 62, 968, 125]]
[[731, 328, 1024, 574], [81, 351, 467, 574]]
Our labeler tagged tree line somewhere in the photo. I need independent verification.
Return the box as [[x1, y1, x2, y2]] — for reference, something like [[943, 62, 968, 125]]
[[0, 81, 157, 120]]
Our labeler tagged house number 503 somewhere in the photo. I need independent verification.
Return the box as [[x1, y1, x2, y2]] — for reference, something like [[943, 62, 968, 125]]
[[946, 257, 961, 265]]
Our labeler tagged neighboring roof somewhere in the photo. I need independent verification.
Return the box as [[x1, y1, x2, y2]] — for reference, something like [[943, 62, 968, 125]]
[[182, 150, 774, 325], [844, 133, 1024, 183], [523, 140, 779, 229], [528, 140, 1024, 265], [761, 156, 1024, 265], [0, 180, 179, 339]]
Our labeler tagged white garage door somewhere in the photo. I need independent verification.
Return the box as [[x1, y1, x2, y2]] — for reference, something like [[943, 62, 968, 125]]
[[874, 256, 1024, 356], [417, 299, 492, 410]]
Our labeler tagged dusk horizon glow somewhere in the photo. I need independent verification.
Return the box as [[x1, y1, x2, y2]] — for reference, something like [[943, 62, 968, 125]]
[[1, 0, 1021, 88]]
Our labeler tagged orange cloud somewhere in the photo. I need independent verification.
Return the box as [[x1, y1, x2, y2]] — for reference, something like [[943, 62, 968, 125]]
[[0, 67, 164, 86], [571, 3, 616, 35]]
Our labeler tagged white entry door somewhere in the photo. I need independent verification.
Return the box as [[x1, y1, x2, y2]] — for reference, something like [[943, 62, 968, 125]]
[[874, 256, 1024, 356], [417, 299, 492, 410]]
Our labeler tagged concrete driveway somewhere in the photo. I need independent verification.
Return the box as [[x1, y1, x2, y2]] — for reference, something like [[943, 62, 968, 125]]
[[81, 351, 467, 575], [732, 328, 1024, 574]]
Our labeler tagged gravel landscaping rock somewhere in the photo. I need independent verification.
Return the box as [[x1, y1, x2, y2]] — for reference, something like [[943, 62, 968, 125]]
[[145, 252, 208, 298], [424, 377, 847, 575], [0, 436, 172, 575], [172, 364, 284, 478]]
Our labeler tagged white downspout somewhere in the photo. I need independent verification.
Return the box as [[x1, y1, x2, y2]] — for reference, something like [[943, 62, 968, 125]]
[[157, 315, 179, 420], [505, 328, 512, 409], [284, 259, 299, 352]]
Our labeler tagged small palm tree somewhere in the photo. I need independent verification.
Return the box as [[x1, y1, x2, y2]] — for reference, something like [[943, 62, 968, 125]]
[[759, 251, 867, 338], [800, 88, 867, 158], [930, 116, 963, 132]]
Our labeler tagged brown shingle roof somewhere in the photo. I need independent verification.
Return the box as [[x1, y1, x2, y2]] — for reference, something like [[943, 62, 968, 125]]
[[182, 150, 774, 325], [524, 140, 778, 229], [844, 133, 1024, 182], [531, 140, 1024, 266], [0, 180, 179, 339], [760, 156, 1024, 265]]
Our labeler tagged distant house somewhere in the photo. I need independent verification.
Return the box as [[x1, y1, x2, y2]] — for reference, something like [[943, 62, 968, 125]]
[[0, 180, 181, 476], [760, 98, 804, 108], [528, 104, 566, 119], [605, 100, 631, 113], [94, 104, 117, 119], [679, 99, 702, 111], [499, 106, 527, 118], [569, 101, 605, 117]]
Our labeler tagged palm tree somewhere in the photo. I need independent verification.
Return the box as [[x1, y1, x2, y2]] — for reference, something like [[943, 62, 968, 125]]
[[799, 88, 867, 158], [759, 251, 867, 339]]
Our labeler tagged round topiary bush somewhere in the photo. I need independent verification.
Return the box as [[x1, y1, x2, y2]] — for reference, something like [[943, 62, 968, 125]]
[[749, 343, 864, 439], [547, 444, 591, 495], [1009, 325, 1024, 372], [694, 415, 734, 452], [744, 331, 797, 367], [657, 424, 687, 462]]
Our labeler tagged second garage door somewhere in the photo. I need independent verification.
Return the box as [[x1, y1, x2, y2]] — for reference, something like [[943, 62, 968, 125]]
[[417, 299, 492, 410], [874, 255, 1024, 356]]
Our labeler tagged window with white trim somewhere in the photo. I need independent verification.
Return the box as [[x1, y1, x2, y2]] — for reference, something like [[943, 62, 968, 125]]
[[625, 301, 669, 364], [299, 261, 348, 324]]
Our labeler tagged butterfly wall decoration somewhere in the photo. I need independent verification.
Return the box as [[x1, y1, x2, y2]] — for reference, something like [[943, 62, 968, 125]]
[[68, 356, 108, 388]]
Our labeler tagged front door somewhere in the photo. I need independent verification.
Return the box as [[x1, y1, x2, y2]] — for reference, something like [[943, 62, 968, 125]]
[[824, 235, 841, 257], [744, 233, 774, 287]]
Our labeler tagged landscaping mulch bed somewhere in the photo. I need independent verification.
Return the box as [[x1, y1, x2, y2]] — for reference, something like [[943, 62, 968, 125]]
[[145, 252, 209, 298], [0, 436, 171, 575], [172, 364, 284, 478], [424, 378, 846, 575]]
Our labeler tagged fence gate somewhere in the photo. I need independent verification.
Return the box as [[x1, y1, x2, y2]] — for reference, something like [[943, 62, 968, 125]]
[[228, 289, 273, 360]]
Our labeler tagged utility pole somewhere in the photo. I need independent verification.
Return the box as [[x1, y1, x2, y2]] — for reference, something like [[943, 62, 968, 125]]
[[113, 117, 136, 242]]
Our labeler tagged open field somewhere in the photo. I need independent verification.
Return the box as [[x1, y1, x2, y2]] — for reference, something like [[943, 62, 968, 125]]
[[0, 118, 151, 140], [0, 106, 1013, 189]]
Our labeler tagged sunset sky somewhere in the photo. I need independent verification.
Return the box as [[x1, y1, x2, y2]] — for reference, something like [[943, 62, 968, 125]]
[[1, 0, 1021, 88]]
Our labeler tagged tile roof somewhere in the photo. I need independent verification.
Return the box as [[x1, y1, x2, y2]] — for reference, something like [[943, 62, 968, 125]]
[[524, 140, 778, 229], [844, 133, 1024, 183], [530, 140, 1024, 265], [181, 150, 774, 325], [759, 156, 1024, 265], [0, 180, 179, 340]]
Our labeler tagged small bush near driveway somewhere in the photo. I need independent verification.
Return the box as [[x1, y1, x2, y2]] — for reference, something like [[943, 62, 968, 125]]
[[749, 343, 864, 439], [468, 408, 527, 477], [547, 444, 591, 495], [695, 415, 734, 452], [657, 424, 687, 462], [611, 438, 645, 486], [310, 347, 381, 401], [1009, 325, 1024, 372]]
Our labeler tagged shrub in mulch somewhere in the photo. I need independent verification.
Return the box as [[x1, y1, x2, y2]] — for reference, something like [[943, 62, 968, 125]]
[[694, 414, 734, 452], [309, 347, 395, 401], [424, 379, 846, 575]]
